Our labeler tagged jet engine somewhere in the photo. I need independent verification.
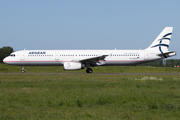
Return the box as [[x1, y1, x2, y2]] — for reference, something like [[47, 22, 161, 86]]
[[63, 62, 85, 70]]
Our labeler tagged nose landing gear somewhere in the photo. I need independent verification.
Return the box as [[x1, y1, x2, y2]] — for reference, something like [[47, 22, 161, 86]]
[[22, 66, 25, 73]]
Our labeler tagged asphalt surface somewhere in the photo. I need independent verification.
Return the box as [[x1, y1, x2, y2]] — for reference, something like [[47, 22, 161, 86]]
[[0, 73, 179, 75]]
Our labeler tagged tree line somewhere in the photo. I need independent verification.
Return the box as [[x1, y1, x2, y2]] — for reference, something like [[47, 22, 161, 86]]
[[140, 59, 180, 67], [0, 46, 179, 67], [0, 46, 14, 63]]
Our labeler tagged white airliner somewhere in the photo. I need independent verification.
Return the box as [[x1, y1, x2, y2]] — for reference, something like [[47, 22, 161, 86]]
[[3, 27, 176, 73]]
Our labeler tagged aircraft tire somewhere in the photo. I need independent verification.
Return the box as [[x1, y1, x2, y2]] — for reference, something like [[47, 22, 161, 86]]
[[86, 68, 93, 73], [22, 70, 25, 73]]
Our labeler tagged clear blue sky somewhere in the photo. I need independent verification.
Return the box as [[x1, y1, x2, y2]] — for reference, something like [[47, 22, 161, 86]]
[[1, 0, 179, 59]]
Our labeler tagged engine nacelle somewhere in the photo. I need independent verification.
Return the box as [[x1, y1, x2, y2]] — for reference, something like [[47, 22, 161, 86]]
[[63, 62, 85, 70]]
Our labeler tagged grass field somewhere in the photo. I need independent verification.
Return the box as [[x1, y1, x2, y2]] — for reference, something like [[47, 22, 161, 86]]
[[0, 63, 180, 73], [0, 74, 180, 119]]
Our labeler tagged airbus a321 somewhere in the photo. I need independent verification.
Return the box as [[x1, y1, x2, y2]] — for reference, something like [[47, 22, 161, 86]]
[[3, 27, 176, 73]]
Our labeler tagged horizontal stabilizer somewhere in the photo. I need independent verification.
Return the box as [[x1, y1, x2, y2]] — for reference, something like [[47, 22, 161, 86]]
[[158, 51, 176, 58]]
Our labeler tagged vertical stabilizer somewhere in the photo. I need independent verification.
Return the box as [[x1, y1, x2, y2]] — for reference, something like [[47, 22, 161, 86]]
[[146, 27, 173, 53]]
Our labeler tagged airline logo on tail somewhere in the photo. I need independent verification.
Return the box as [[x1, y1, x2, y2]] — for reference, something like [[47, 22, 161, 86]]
[[151, 32, 172, 53]]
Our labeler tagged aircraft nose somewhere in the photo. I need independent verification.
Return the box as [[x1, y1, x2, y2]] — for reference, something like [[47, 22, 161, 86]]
[[3, 57, 9, 63]]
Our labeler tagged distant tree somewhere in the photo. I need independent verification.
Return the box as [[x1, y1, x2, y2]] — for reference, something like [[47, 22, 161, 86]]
[[0, 48, 2, 63], [138, 59, 180, 67], [0, 46, 14, 63]]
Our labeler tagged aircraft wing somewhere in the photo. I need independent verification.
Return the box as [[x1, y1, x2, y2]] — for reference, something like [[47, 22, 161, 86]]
[[78, 54, 111, 63], [157, 51, 176, 58]]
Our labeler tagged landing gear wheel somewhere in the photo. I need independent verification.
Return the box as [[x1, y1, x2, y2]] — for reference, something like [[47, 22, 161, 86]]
[[86, 68, 93, 73]]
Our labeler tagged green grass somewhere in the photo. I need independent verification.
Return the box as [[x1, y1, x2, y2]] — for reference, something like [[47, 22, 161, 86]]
[[0, 74, 180, 119], [0, 63, 180, 73]]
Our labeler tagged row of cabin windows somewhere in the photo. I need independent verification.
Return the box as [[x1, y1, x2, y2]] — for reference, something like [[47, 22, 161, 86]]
[[111, 54, 139, 56], [28, 54, 139, 57], [28, 55, 53, 57], [60, 55, 98, 57], [60, 55, 77, 56], [75, 54, 139, 57], [60, 54, 139, 57]]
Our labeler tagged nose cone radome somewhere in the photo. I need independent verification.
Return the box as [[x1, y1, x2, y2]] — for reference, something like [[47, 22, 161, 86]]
[[3, 57, 9, 64]]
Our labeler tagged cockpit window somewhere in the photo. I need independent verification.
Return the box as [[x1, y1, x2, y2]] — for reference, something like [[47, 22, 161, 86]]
[[9, 54, 15, 57]]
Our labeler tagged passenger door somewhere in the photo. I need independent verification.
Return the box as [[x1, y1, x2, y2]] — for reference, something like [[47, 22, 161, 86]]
[[20, 51, 25, 60], [55, 52, 59, 60]]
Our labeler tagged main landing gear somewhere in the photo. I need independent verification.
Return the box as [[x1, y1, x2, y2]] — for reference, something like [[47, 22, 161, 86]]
[[86, 68, 93, 73], [22, 66, 25, 73]]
